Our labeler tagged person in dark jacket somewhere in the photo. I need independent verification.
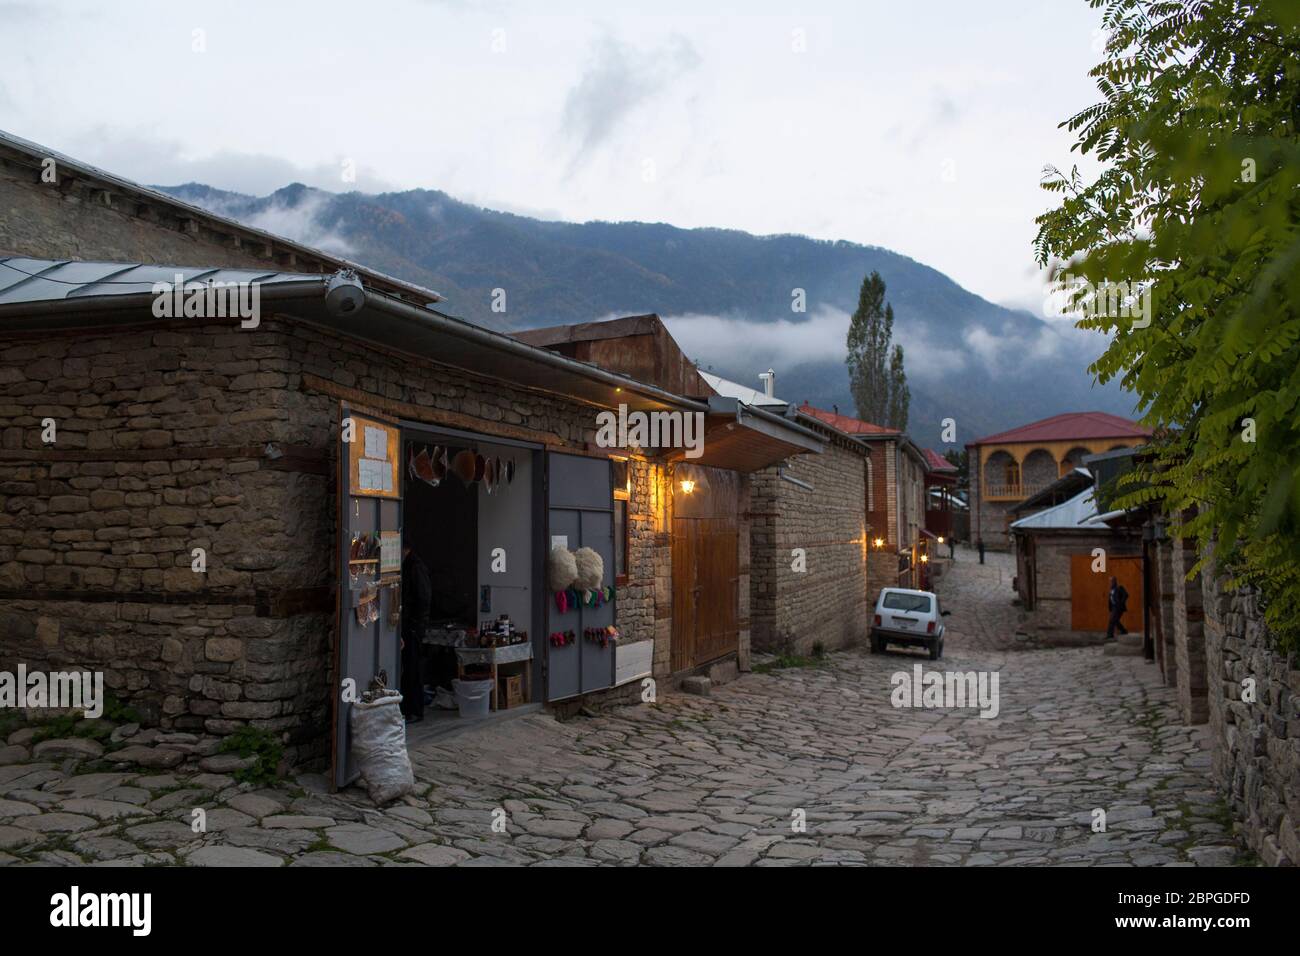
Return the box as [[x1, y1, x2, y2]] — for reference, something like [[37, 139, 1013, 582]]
[[400, 544, 432, 722], [1106, 575, 1129, 641]]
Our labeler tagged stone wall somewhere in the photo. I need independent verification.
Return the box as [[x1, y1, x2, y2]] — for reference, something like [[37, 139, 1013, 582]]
[[1151, 537, 1178, 690], [0, 320, 333, 760], [0, 314, 659, 764], [750, 442, 867, 656], [1202, 553, 1300, 866], [1173, 534, 1208, 724], [621, 459, 670, 678]]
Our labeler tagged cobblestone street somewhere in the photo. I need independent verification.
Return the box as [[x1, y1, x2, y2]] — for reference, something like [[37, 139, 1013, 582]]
[[0, 549, 1244, 866]]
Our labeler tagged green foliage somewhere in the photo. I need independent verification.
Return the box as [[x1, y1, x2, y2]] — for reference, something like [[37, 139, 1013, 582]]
[[1034, 0, 1300, 653], [846, 271, 910, 429], [217, 726, 284, 785]]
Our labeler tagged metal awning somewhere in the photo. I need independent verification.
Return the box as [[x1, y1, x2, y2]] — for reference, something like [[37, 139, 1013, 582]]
[[653, 396, 826, 472]]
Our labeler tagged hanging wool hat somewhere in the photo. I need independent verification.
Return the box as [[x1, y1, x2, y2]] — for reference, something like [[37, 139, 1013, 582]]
[[548, 546, 578, 591], [573, 546, 604, 591]]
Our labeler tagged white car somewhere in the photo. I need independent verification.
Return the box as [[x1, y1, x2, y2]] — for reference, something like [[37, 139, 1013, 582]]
[[870, 587, 950, 659]]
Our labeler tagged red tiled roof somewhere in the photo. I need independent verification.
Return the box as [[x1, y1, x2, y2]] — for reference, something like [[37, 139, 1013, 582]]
[[798, 403, 898, 436], [970, 411, 1151, 446], [923, 448, 957, 472]]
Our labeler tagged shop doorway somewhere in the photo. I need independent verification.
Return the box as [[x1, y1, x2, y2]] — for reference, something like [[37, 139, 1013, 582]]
[[400, 427, 540, 732], [330, 404, 544, 789]]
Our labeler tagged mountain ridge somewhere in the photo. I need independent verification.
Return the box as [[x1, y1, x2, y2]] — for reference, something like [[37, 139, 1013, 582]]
[[155, 181, 1136, 447]]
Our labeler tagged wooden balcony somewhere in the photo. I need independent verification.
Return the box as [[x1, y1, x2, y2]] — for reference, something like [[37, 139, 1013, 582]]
[[983, 482, 1051, 502]]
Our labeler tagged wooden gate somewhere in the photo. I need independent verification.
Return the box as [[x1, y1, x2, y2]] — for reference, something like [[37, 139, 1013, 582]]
[[671, 468, 739, 672], [1070, 553, 1143, 632]]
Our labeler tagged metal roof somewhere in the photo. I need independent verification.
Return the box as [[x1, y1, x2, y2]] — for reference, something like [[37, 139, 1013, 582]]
[[1010, 487, 1112, 531], [0, 257, 320, 305], [699, 370, 787, 407], [0, 258, 708, 417]]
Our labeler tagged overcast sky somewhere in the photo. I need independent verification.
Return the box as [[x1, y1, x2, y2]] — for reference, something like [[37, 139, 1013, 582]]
[[0, 0, 1107, 313]]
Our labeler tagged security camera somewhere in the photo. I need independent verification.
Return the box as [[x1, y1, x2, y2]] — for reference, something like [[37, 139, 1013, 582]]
[[325, 269, 365, 317]]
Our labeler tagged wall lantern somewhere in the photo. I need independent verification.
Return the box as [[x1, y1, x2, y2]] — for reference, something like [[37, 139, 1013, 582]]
[[920, 554, 929, 563], [937, 536, 945, 544], [680, 478, 696, 494], [873, 537, 885, 549]]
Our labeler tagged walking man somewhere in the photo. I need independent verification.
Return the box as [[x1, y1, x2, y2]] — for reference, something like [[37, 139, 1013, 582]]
[[1106, 575, 1129, 641]]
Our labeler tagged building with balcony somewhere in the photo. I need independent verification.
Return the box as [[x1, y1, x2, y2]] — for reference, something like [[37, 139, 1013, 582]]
[[966, 411, 1152, 549]]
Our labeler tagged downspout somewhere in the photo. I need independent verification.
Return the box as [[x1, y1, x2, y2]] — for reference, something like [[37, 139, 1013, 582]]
[[777, 467, 812, 491]]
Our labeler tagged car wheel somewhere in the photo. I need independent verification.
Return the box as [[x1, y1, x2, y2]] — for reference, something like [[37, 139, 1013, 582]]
[[928, 637, 941, 661], [869, 633, 881, 654]]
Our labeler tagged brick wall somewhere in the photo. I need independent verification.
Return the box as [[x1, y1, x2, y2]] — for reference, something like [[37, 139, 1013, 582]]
[[750, 442, 867, 655], [1202, 551, 1300, 866]]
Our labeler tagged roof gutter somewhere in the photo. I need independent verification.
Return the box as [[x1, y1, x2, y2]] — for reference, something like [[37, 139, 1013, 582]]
[[711, 396, 826, 445]]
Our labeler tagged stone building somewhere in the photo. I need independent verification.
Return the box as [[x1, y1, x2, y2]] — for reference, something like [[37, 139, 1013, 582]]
[[513, 318, 827, 672], [0, 134, 822, 785], [967, 412, 1151, 550], [795, 404, 930, 591], [1009, 470, 1144, 642]]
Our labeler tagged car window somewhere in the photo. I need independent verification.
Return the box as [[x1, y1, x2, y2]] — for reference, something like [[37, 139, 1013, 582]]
[[882, 592, 932, 613]]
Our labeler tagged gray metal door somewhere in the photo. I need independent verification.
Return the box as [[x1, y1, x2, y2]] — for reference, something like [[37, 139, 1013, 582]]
[[332, 403, 403, 789], [546, 452, 615, 701]]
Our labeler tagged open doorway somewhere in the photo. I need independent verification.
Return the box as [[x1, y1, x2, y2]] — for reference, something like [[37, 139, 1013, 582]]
[[399, 428, 541, 739]]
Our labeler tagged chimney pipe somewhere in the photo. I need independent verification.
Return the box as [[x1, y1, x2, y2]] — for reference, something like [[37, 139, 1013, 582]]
[[759, 368, 776, 398]]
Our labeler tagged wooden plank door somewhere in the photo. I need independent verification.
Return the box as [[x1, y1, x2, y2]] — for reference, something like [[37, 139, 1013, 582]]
[[670, 518, 697, 672], [1070, 553, 1144, 632], [670, 515, 738, 671]]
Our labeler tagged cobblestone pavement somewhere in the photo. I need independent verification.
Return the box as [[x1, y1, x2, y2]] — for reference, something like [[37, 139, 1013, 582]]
[[0, 549, 1245, 866]]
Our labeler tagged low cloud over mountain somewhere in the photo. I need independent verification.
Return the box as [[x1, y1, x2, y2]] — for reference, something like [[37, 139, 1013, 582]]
[[160, 181, 1136, 448]]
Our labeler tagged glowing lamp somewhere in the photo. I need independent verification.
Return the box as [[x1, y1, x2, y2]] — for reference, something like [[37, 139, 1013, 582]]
[[680, 479, 696, 494]]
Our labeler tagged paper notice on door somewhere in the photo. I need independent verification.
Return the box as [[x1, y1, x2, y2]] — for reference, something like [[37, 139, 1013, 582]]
[[358, 457, 390, 491], [364, 426, 388, 461]]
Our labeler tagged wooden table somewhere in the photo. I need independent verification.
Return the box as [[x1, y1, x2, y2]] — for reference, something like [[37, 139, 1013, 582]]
[[454, 642, 533, 711]]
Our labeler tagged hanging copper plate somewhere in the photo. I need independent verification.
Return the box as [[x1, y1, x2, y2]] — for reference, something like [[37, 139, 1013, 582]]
[[413, 445, 435, 483], [451, 449, 477, 484]]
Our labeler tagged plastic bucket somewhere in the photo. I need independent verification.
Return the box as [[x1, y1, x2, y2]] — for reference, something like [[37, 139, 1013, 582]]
[[452, 678, 493, 718]]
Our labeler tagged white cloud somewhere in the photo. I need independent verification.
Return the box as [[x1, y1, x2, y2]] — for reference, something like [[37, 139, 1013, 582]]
[[186, 190, 355, 257]]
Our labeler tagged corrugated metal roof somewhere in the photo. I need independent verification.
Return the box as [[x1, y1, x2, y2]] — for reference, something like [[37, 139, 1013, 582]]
[[1010, 487, 1112, 531], [970, 411, 1151, 446], [0, 257, 320, 305], [699, 370, 787, 407]]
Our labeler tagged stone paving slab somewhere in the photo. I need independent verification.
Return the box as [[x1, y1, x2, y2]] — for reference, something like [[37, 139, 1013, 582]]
[[0, 552, 1248, 867]]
